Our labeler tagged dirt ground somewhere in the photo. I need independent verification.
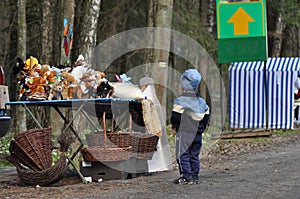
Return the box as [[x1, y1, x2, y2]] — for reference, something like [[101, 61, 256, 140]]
[[1, 132, 300, 199]]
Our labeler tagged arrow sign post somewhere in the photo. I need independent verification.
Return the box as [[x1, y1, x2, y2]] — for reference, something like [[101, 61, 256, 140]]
[[216, 0, 267, 63], [227, 7, 254, 36]]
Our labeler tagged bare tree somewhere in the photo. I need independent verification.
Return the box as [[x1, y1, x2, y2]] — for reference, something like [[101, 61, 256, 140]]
[[13, 0, 27, 134], [272, 12, 285, 57], [144, 0, 173, 110], [72, 0, 101, 62]]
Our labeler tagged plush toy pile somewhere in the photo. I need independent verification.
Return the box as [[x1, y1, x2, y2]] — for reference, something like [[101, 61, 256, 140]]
[[13, 55, 116, 101]]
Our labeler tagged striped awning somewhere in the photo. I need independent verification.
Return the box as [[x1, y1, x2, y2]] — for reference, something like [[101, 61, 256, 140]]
[[229, 57, 300, 129]]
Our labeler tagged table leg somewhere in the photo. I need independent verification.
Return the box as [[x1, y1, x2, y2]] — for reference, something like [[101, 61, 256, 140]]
[[53, 105, 87, 182], [66, 155, 87, 183], [22, 104, 43, 129]]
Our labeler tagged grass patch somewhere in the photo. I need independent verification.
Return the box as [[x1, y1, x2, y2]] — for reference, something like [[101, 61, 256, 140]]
[[271, 129, 300, 137], [0, 136, 13, 166]]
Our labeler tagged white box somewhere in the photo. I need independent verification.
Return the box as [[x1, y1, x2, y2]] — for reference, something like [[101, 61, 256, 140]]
[[84, 176, 92, 183], [0, 85, 9, 109]]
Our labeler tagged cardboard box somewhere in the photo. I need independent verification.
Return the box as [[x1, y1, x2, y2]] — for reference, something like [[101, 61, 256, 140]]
[[0, 85, 9, 109]]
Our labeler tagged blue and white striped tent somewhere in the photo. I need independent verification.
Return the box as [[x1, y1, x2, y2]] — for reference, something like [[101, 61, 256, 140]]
[[229, 57, 300, 129]]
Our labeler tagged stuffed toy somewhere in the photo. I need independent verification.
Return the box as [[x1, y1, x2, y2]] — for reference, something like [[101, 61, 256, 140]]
[[93, 71, 113, 98], [61, 71, 77, 85], [44, 70, 57, 85], [26, 76, 47, 94], [77, 73, 95, 98], [14, 58, 29, 100], [61, 71, 78, 99], [24, 56, 38, 71], [25, 75, 48, 100], [48, 83, 63, 100], [96, 81, 114, 98], [94, 71, 106, 83], [120, 74, 132, 84]]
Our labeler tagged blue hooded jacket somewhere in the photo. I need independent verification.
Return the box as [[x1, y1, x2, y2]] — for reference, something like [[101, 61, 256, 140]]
[[171, 69, 210, 133]]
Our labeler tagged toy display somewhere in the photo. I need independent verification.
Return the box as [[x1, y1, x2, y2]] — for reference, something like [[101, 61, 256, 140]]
[[14, 55, 145, 101]]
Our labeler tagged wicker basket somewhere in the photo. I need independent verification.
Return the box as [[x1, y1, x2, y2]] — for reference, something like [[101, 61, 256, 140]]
[[9, 128, 52, 171], [16, 153, 67, 186], [81, 146, 129, 162], [107, 132, 133, 148], [7, 127, 67, 186], [108, 132, 159, 160]]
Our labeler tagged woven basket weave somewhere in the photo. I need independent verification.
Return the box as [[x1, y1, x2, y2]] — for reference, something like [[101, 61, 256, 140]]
[[16, 153, 66, 186], [108, 132, 159, 160], [81, 146, 129, 162], [8, 127, 67, 186], [9, 128, 52, 171]]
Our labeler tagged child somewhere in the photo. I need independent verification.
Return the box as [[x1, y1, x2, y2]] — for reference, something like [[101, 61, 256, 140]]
[[171, 69, 210, 185]]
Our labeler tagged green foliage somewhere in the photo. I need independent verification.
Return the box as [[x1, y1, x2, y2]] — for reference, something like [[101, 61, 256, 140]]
[[166, 125, 176, 145], [0, 136, 13, 166], [269, 0, 300, 27], [172, 0, 218, 61], [52, 149, 60, 163]]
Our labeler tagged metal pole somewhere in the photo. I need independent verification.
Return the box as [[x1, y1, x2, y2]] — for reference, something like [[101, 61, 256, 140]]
[[218, 63, 224, 131], [264, 61, 268, 129]]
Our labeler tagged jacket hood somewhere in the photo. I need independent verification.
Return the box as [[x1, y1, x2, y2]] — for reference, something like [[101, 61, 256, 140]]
[[181, 69, 202, 91]]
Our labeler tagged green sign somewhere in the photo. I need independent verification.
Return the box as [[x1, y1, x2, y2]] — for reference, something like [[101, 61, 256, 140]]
[[216, 0, 267, 63]]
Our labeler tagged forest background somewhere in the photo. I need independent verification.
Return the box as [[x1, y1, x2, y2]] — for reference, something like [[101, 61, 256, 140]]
[[0, 0, 300, 136]]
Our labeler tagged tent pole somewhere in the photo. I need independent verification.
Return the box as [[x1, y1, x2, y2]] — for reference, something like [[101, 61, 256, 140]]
[[264, 61, 268, 129], [218, 63, 224, 131]]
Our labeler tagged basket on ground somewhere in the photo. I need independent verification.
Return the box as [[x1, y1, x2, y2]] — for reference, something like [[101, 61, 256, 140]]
[[16, 153, 67, 186], [7, 128, 67, 186]]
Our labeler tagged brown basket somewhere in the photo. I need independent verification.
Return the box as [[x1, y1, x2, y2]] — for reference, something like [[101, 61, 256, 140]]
[[107, 132, 133, 148], [108, 132, 159, 160], [16, 153, 66, 186], [81, 146, 130, 162], [9, 128, 52, 171]]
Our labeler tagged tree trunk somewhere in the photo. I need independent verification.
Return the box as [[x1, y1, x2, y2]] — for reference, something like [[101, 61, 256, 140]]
[[72, 0, 101, 62], [40, 0, 55, 64], [271, 12, 285, 57], [144, 0, 173, 112], [200, 0, 215, 34], [206, 0, 215, 35], [13, 0, 27, 134], [281, 25, 298, 57]]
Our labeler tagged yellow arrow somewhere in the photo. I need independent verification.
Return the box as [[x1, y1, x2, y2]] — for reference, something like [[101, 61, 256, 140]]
[[227, 7, 254, 35]]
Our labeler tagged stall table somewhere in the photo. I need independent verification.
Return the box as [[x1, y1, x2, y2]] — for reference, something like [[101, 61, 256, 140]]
[[6, 98, 145, 183]]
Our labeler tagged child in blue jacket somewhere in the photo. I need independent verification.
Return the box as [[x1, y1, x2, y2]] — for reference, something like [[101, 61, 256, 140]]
[[171, 69, 210, 185]]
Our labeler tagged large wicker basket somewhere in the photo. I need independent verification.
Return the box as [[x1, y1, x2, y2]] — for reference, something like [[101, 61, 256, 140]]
[[108, 132, 159, 160], [6, 127, 68, 186], [16, 153, 67, 186], [9, 128, 52, 171]]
